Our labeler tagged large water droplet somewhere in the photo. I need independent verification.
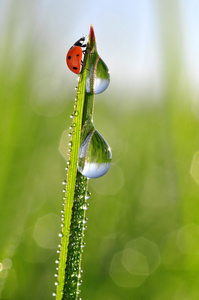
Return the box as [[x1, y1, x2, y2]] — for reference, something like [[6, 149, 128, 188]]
[[78, 128, 112, 178], [86, 57, 110, 94]]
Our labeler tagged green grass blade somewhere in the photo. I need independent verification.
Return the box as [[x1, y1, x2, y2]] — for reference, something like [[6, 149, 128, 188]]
[[55, 25, 96, 300]]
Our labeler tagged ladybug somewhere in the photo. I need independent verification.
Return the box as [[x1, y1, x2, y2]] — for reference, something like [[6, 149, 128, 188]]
[[66, 37, 87, 74]]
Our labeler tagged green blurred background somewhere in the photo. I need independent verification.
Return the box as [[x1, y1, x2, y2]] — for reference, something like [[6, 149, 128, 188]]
[[1, 0, 199, 299]]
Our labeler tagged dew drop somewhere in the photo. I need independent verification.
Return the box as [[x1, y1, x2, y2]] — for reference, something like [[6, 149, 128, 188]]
[[82, 203, 88, 210], [78, 128, 112, 178], [85, 191, 91, 200], [74, 110, 79, 116], [86, 57, 110, 94]]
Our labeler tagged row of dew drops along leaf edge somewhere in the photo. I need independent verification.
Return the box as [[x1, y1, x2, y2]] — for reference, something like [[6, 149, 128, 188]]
[[53, 183, 91, 298], [61, 174, 89, 299]]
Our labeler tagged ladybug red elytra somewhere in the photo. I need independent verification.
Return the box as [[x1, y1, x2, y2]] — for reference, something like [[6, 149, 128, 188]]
[[66, 37, 87, 74]]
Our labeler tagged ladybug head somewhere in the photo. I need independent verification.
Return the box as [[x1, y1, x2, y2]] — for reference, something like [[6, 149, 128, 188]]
[[74, 37, 86, 47]]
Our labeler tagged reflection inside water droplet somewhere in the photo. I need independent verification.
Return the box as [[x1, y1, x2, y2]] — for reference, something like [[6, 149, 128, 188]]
[[86, 57, 110, 94], [77, 127, 112, 179]]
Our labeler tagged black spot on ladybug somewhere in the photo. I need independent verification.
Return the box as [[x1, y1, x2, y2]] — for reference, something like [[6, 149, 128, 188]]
[[73, 67, 78, 70], [68, 55, 71, 60], [76, 54, 80, 57]]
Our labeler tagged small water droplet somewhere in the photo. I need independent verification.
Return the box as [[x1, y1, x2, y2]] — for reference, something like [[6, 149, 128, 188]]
[[78, 127, 112, 178], [86, 57, 110, 94], [82, 203, 88, 210], [55, 282, 58, 286], [52, 292, 57, 297], [85, 191, 91, 200]]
